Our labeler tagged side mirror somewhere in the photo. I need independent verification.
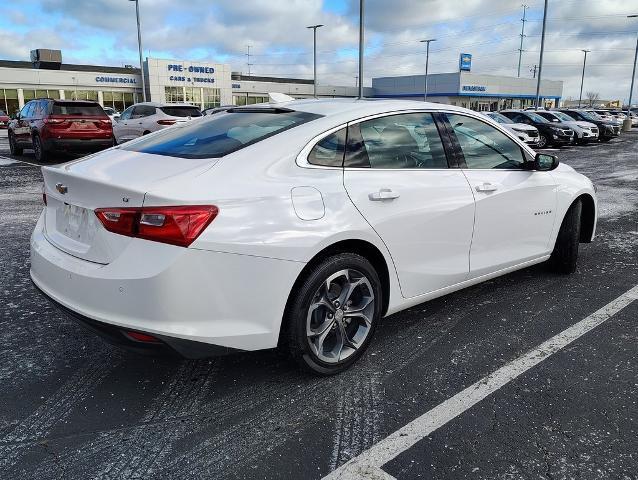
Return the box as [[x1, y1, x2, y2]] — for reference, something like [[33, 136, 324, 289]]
[[534, 153, 559, 171], [13, 112, 20, 120]]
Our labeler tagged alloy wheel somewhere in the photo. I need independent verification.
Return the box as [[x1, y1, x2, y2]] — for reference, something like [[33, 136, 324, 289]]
[[306, 269, 375, 364], [537, 135, 548, 148]]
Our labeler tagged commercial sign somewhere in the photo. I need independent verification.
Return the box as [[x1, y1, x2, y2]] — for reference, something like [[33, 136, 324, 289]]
[[462, 85, 487, 92], [459, 53, 472, 72], [95, 76, 137, 84], [167, 63, 215, 83]]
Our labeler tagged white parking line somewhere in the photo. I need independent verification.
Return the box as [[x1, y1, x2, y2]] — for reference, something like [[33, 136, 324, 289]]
[[323, 284, 638, 480]]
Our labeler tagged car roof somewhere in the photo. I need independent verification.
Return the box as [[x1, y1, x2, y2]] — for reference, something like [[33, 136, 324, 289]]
[[267, 97, 467, 118], [130, 102, 201, 108]]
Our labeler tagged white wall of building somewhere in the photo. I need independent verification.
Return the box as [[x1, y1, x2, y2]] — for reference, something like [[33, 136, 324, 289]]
[[145, 57, 233, 108]]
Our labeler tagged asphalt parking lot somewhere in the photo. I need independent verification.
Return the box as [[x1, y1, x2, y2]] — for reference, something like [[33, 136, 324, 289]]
[[1, 129, 637, 479]]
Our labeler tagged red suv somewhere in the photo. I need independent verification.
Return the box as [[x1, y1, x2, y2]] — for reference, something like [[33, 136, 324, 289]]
[[8, 99, 113, 162], [0, 109, 9, 128]]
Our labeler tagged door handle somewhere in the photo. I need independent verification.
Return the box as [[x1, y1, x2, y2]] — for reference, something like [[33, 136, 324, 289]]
[[475, 182, 498, 192], [369, 188, 400, 201]]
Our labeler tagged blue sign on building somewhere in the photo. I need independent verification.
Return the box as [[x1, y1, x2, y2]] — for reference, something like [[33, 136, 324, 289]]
[[95, 76, 137, 84], [459, 53, 472, 71]]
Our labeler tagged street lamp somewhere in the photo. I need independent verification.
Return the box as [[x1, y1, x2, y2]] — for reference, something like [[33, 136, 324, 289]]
[[307, 24, 324, 99], [129, 0, 147, 102], [578, 49, 590, 108], [420, 38, 436, 101], [625, 14, 638, 130], [358, 0, 364, 99], [534, 0, 548, 109]]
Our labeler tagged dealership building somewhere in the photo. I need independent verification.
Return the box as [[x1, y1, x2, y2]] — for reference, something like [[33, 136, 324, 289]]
[[0, 50, 561, 115], [373, 72, 564, 110]]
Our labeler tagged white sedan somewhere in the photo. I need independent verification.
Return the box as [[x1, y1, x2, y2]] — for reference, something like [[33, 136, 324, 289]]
[[31, 99, 597, 374], [483, 112, 540, 145]]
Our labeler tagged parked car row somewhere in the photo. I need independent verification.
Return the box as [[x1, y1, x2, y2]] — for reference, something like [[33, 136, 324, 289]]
[[484, 108, 623, 149], [6, 98, 629, 163]]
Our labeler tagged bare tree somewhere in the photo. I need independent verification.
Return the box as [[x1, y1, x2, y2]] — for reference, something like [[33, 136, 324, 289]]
[[586, 91, 600, 107]]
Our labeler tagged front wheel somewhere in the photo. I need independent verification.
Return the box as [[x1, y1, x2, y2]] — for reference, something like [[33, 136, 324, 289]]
[[548, 200, 582, 274], [537, 134, 548, 148], [285, 253, 382, 375], [8, 131, 23, 155]]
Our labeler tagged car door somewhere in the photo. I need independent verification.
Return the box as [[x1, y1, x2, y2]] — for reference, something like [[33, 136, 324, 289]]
[[114, 106, 134, 142], [130, 105, 156, 137], [14, 102, 34, 144], [444, 112, 558, 277], [342, 112, 476, 299]]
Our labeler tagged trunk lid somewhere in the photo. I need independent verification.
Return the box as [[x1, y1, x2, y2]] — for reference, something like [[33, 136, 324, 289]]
[[42, 148, 217, 264]]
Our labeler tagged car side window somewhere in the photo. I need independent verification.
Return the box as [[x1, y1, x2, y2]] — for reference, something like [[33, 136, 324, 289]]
[[20, 103, 33, 119], [346, 112, 448, 169], [307, 128, 346, 167], [132, 106, 155, 118], [119, 106, 133, 121], [447, 113, 526, 170]]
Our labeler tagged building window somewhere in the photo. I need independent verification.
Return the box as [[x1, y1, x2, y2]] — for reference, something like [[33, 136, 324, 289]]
[[185, 87, 202, 106], [0, 89, 19, 117], [165, 86, 185, 103], [203, 88, 221, 108]]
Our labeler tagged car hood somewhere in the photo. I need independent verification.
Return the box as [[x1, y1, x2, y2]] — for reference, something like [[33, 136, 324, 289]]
[[508, 123, 537, 131]]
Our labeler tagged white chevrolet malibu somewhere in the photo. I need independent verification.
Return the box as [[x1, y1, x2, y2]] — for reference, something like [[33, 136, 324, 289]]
[[31, 99, 597, 374]]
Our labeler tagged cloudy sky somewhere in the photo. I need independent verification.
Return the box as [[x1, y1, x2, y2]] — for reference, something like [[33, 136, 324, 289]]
[[0, 0, 636, 102]]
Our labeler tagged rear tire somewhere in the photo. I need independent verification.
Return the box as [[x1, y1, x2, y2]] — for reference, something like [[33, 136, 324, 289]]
[[32, 134, 48, 162], [8, 131, 23, 155], [285, 253, 382, 375], [548, 200, 582, 274]]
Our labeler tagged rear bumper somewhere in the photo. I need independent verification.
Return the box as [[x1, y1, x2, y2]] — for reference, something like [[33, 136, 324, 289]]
[[33, 281, 238, 358], [43, 137, 113, 152], [30, 211, 304, 355]]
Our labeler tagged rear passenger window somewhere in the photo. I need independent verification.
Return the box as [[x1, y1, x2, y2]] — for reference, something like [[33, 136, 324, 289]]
[[307, 128, 346, 167], [346, 113, 448, 169], [447, 114, 525, 169]]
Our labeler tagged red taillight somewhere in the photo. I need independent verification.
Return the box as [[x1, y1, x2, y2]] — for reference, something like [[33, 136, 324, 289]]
[[157, 119, 177, 125], [95, 205, 218, 247], [44, 118, 65, 125], [124, 331, 162, 343]]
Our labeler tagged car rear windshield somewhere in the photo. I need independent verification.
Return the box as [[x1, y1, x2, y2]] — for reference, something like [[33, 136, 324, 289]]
[[0, 110, 5, 115], [121, 109, 322, 159], [159, 106, 203, 117], [52, 102, 105, 116]]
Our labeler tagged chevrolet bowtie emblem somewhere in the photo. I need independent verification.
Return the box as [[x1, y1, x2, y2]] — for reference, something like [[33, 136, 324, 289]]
[[55, 183, 68, 194]]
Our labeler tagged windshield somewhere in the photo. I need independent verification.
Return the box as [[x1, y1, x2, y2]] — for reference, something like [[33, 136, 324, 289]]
[[486, 113, 511, 124], [580, 111, 601, 121], [160, 106, 203, 117], [551, 111, 574, 122], [52, 102, 105, 116], [526, 112, 549, 123], [121, 109, 322, 159]]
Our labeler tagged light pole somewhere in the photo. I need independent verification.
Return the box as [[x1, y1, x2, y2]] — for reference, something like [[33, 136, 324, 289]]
[[420, 38, 436, 101], [129, 0, 147, 102], [517, 4, 529, 78], [578, 49, 590, 108], [358, 0, 364, 99], [625, 15, 638, 131], [307, 24, 324, 99], [534, 0, 548, 110]]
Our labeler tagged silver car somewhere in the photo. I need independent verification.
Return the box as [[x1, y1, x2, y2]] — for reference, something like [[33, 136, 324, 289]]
[[113, 102, 202, 144]]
